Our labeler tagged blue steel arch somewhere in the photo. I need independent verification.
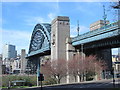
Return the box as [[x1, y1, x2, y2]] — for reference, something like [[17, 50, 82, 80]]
[[28, 23, 51, 57]]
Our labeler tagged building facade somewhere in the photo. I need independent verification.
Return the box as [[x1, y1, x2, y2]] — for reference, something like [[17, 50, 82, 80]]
[[11, 58, 21, 74], [2, 44, 17, 60], [90, 20, 109, 31], [112, 55, 120, 75]]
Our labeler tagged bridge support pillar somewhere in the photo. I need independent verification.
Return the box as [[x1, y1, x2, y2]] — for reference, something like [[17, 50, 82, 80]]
[[85, 48, 112, 79], [51, 16, 70, 61], [27, 56, 41, 74], [51, 16, 70, 83], [85, 48, 112, 70], [95, 48, 112, 71], [66, 37, 76, 83]]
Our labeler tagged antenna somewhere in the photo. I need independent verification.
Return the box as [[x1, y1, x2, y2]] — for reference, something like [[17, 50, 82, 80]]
[[103, 5, 107, 26], [77, 20, 80, 36]]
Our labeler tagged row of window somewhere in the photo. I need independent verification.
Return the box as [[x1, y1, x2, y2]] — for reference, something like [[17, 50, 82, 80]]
[[59, 21, 69, 25]]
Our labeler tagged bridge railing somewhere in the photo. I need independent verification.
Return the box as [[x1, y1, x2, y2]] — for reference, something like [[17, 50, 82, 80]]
[[72, 21, 119, 43]]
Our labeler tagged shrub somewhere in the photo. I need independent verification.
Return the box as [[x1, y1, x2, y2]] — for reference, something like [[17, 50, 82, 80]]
[[43, 78, 57, 85], [2, 75, 37, 87]]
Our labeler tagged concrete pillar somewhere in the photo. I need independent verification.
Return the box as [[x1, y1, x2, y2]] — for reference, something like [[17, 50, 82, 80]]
[[20, 49, 27, 74], [51, 16, 70, 61], [66, 37, 75, 83], [85, 48, 112, 70], [96, 49, 112, 70], [51, 16, 71, 83]]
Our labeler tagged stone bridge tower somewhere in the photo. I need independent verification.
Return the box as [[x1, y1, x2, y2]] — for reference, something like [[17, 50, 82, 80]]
[[51, 16, 70, 60]]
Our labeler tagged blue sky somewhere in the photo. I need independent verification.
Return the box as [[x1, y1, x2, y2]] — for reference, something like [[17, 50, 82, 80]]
[[1, 2, 119, 54]]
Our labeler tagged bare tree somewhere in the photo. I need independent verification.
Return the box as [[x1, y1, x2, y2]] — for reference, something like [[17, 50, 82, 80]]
[[68, 55, 81, 82], [68, 54, 107, 82], [41, 59, 67, 84], [108, 1, 120, 21], [41, 54, 107, 83]]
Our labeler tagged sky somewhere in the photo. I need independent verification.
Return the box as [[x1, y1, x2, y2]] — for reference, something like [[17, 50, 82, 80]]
[[0, 1, 119, 55]]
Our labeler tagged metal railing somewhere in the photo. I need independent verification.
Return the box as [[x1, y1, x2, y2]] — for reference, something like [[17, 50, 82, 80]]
[[72, 21, 119, 43]]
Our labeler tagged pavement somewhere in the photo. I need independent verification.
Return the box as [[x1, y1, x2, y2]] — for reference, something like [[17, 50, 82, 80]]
[[2, 78, 120, 90]]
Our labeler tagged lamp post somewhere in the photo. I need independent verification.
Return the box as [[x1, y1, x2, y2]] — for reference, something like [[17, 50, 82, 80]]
[[81, 44, 85, 81], [37, 63, 40, 87], [112, 63, 115, 88]]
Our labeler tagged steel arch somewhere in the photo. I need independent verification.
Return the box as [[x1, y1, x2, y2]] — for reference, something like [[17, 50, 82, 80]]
[[28, 23, 51, 57]]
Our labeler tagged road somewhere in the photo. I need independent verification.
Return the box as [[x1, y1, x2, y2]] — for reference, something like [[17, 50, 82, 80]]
[[44, 79, 120, 89], [7, 79, 120, 90]]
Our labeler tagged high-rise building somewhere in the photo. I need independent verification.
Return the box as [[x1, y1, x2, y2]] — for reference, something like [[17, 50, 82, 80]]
[[90, 20, 109, 31], [2, 44, 17, 60]]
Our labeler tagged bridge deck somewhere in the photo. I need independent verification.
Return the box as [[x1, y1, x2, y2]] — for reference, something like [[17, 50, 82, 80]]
[[72, 21, 120, 46]]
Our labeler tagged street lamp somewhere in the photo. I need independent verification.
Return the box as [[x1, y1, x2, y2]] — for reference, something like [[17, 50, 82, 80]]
[[112, 63, 116, 88], [37, 62, 40, 87]]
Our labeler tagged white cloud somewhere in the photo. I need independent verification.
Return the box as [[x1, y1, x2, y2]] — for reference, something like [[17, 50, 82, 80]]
[[22, 2, 59, 26], [25, 12, 57, 26], [48, 13, 56, 21], [70, 24, 89, 37], [70, 25, 77, 37], [3, 29, 31, 40], [2, 29, 31, 54], [25, 16, 49, 26]]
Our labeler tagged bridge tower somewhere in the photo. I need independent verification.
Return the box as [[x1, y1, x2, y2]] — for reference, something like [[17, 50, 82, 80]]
[[51, 16, 70, 60]]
